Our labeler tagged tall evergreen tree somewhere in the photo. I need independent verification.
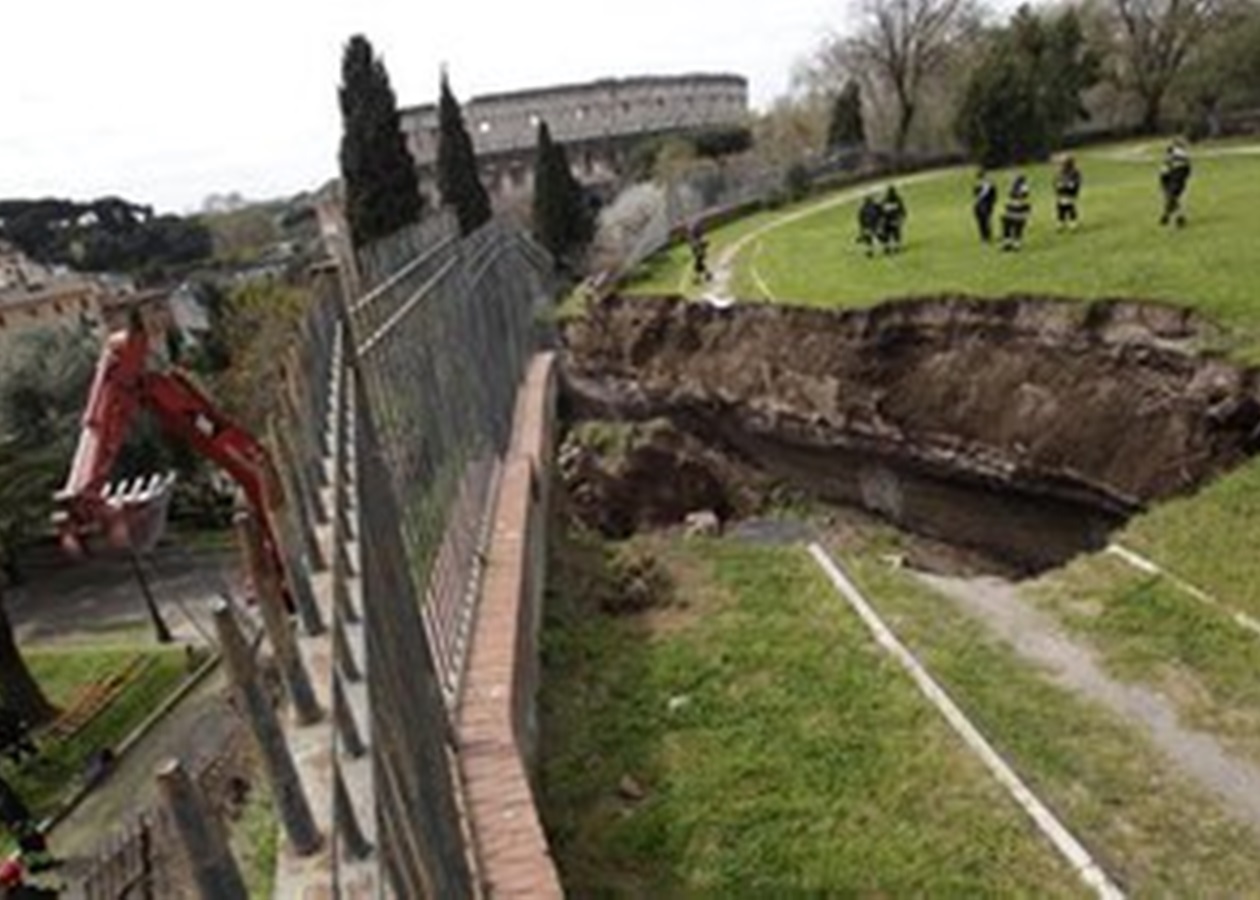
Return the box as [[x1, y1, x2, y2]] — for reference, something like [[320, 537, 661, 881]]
[[337, 35, 422, 248], [531, 122, 593, 270], [956, 6, 1099, 167], [826, 80, 866, 153], [437, 74, 492, 236]]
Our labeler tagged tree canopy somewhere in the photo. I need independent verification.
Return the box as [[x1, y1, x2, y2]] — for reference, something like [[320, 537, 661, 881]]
[[0, 198, 211, 281], [827, 80, 867, 154], [337, 34, 424, 248], [437, 74, 492, 236], [532, 122, 594, 271], [956, 6, 1099, 167]]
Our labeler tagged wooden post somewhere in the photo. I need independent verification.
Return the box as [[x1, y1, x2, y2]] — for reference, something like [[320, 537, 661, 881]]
[[156, 759, 249, 899], [235, 512, 322, 726], [211, 600, 322, 856]]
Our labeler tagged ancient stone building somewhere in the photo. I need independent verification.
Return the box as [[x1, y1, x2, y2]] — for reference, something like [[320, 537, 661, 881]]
[[399, 73, 748, 207]]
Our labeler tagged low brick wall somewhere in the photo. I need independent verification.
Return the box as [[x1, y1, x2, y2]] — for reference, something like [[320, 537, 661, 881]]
[[457, 353, 563, 899]]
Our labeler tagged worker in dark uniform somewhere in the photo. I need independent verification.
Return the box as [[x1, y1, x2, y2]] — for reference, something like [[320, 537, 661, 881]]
[[1159, 142, 1192, 227], [1054, 156, 1082, 230], [879, 185, 907, 254], [1001, 174, 1032, 251], [973, 169, 998, 242], [687, 220, 711, 283], [856, 194, 883, 257]]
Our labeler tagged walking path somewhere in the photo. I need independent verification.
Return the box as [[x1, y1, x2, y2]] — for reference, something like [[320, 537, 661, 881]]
[[809, 544, 1125, 900], [686, 168, 952, 304], [914, 569, 1260, 835]]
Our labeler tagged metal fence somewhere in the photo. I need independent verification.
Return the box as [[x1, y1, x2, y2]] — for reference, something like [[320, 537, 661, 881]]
[[345, 217, 552, 895], [348, 218, 552, 700]]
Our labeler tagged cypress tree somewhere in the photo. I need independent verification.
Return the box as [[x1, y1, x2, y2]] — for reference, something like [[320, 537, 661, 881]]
[[531, 121, 593, 270], [337, 35, 423, 248], [437, 74, 492, 235], [826, 80, 866, 153]]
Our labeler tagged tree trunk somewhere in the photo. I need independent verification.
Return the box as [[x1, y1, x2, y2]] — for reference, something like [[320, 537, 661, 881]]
[[0, 596, 56, 725], [1139, 89, 1164, 135]]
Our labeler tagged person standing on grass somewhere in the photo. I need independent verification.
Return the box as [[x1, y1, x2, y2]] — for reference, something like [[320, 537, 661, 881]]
[[1054, 156, 1082, 230], [687, 220, 712, 283], [1001, 174, 1032, 251], [1159, 142, 1192, 227], [973, 169, 998, 242], [856, 194, 883, 257], [879, 185, 907, 253]]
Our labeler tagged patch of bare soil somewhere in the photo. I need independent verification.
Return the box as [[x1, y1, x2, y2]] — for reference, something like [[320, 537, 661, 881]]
[[918, 571, 1260, 833], [562, 294, 1260, 569]]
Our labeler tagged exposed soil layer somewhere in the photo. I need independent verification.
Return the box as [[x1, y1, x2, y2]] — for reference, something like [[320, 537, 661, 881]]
[[560, 294, 1260, 570]]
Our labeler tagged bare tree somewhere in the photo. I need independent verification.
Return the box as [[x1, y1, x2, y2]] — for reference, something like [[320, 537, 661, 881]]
[[828, 0, 983, 156], [1111, 0, 1220, 132]]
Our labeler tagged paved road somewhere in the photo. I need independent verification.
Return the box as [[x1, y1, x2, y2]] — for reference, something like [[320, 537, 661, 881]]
[[5, 543, 245, 648]]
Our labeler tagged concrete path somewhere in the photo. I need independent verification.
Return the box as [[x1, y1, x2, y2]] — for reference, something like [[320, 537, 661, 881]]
[[915, 570, 1260, 834], [48, 667, 233, 863]]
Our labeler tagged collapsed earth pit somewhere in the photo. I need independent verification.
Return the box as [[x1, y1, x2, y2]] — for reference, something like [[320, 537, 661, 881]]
[[559, 294, 1260, 573]]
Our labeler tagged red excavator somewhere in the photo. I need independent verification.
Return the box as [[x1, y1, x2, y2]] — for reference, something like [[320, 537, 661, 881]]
[[53, 315, 287, 594]]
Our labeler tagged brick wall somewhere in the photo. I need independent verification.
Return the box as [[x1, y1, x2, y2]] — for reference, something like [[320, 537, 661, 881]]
[[456, 353, 563, 898]]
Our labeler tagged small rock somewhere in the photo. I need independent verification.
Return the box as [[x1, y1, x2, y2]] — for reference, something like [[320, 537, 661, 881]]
[[666, 694, 691, 714], [618, 774, 647, 801], [683, 510, 721, 537]]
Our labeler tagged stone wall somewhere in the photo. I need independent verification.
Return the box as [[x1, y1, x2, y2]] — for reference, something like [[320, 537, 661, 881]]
[[401, 73, 748, 207]]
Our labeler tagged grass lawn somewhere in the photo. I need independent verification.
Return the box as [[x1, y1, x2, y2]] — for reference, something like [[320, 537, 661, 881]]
[[835, 542, 1260, 896], [613, 138, 1260, 796], [624, 142, 1260, 359], [1, 645, 189, 823], [1029, 551, 1260, 767], [539, 528, 1085, 896]]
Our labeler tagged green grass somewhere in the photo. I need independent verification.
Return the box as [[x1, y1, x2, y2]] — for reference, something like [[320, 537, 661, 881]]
[[623, 141, 1260, 360], [232, 769, 278, 899], [1030, 553, 1260, 765], [839, 547, 1260, 896], [1, 646, 189, 821], [613, 139, 1260, 805], [539, 528, 1083, 896], [1118, 458, 1260, 617]]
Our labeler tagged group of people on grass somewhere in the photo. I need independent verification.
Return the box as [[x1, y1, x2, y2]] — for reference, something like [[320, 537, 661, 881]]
[[854, 141, 1193, 255], [856, 186, 909, 256]]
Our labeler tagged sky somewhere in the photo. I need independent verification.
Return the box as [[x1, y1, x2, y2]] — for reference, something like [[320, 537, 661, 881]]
[[0, 0, 842, 214]]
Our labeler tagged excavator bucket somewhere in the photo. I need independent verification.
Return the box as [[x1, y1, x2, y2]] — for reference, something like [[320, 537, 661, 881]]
[[56, 472, 177, 557], [101, 472, 177, 553]]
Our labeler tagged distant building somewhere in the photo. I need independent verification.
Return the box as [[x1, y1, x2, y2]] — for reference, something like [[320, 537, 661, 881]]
[[399, 73, 749, 207], [0, 240, 180, 342]]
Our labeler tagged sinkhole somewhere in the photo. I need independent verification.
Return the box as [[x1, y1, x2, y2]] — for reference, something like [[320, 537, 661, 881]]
[[557, 293, 1260, 574]]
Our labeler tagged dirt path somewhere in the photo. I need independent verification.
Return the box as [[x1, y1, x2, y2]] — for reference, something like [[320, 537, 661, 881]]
[[915, 571, 1260, 832]]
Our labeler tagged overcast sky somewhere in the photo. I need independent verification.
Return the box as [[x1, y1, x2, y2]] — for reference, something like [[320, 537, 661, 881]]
[[0, 0, 843, 214]]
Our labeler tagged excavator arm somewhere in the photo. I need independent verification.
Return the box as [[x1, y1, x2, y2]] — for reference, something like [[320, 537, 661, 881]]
[[55, 321, 287, 595]]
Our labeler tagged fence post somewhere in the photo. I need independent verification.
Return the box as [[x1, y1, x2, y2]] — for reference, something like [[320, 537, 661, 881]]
[[333, 676, 366, 758], [334, 763, 373, 861], [235, 512, 323, 726], [212, 599, 323, 856], [156, 759, 249, 900]]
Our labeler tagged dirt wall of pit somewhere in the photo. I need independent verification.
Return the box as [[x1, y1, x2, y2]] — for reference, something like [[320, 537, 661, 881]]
[[561, 294, 1260, 562]]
